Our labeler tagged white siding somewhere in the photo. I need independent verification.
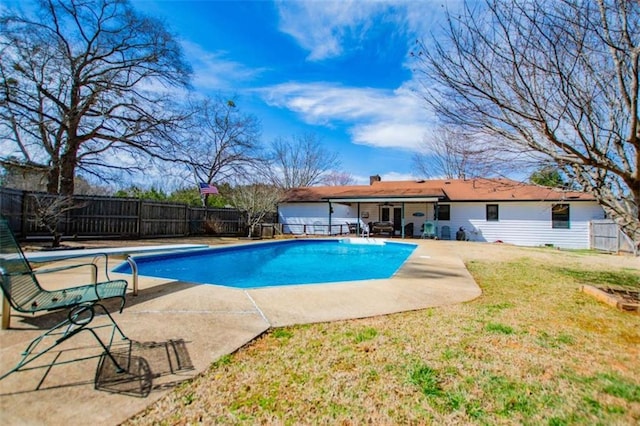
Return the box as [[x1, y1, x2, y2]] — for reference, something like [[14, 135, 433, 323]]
[[359, 204, 378, 223], [278, 202, 362, 235], [442, 201, 605, 249]]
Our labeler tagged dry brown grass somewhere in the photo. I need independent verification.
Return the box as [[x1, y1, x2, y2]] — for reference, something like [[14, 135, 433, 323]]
[[124, 242, 639, 425]]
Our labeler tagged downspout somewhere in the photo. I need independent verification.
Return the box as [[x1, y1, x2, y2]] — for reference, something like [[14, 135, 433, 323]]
[[328, 201, 332, 236], [434, 200, 439, 239], [276, 203, 281, 235], [401, 202, 405, 239]]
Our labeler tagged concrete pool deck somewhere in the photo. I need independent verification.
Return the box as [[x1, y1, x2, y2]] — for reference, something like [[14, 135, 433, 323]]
[[0, 239, 480, 425]]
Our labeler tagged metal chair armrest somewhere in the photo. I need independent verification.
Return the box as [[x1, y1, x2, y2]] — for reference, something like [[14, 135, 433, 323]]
[[32, 263, 99, 285], [30, 252, 112, 282], [32, 262, 98, 276]]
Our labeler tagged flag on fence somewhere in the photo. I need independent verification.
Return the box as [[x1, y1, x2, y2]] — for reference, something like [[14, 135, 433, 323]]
[[199, 182, 219, 195]]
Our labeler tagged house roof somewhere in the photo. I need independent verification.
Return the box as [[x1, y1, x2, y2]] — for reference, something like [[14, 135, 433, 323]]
[[281, 178, 596, 203]]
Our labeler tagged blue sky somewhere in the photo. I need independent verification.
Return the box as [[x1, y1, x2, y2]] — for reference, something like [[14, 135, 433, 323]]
[[131, 0, 462, 185]]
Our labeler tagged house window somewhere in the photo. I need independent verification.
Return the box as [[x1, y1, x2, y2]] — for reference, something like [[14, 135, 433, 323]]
[[436, 205, 450, 221], [486, 204, 499, 221], [552, 204, 570, 229]]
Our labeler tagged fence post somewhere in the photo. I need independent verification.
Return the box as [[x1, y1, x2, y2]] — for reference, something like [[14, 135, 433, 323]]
[[64, 195, 73, 237], [20, 190, 27, 237], [182, 204, 190, 237], [136, 199, 143, 239]]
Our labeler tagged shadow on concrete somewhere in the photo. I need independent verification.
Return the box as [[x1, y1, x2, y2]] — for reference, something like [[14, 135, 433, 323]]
[[396, 263, 469, 279], [0, 338, 194, 398], [95, 339, 194, 398]]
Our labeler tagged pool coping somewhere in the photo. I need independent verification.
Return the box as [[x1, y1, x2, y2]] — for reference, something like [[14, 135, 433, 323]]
[[0, 239, 481, 425]]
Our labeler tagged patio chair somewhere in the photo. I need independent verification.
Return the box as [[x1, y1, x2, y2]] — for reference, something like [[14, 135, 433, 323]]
[[404, 222, 414, 237], [0, 219, 129, 381], [359, 222, 370, 238], [312, 221, 324, 235], [421, 221, 436, 239], [441, 225, 451, 240]]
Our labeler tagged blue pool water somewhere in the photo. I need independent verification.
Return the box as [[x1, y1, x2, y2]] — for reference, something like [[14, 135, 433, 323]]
[[113, 239, 417, 289]]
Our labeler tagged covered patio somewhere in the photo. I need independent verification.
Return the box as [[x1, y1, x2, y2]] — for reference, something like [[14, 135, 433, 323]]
[[324, 196, 441, 238]]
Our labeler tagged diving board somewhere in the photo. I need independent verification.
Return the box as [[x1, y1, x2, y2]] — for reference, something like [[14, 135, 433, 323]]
[[22, 244, 209, 262]]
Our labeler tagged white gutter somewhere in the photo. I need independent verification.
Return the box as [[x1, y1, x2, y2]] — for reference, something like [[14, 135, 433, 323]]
[[325, 197, 440, 203]]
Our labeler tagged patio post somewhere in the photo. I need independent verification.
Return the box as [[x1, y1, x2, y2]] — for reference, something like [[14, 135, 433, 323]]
[[401, 202, 405, 238]]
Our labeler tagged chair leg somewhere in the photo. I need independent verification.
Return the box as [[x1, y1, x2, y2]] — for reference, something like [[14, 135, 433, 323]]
[[0, 302, 128, 381], [92, 302, 128, 343], [83, 327, 126, 373]]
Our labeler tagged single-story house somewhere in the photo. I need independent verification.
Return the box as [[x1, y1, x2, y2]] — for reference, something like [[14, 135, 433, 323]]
[[277, 176, 606, 249]]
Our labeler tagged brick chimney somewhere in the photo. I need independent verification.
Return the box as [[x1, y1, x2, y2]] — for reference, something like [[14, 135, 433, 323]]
[[369, 175, 381, 185]]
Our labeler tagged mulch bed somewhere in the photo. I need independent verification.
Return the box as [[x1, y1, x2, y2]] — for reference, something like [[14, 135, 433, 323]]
[[601, 287, 640, 305]]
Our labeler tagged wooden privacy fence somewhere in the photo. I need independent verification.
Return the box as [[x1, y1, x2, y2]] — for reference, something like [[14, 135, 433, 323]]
[[0, 187, 275, 239], [590, 219, 637, 255]]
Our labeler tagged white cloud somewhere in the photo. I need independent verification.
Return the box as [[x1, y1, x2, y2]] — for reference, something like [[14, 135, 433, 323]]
[[350, 122, 427, 148], [112, 39, 266, 98], [275, 0, 451, 62], [275, 0, 388, 61], [380, 171, 420, 181], [181, 40, 266, 91], [258, 81, 436, 151]]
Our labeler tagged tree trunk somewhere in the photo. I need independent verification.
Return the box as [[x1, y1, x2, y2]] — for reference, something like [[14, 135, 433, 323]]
[[52, 231, 63, 248], [58, 141, 79, 195], [46, 161, 61, 194], [631, 181, 640, 250], [45, 148, 77, 195]]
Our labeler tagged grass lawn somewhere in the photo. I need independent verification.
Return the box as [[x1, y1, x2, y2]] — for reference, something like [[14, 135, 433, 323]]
[[126, 245, 639, 425]]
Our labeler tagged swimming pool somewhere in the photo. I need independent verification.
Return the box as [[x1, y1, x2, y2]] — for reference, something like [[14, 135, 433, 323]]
[[113, 239, 417, 289]]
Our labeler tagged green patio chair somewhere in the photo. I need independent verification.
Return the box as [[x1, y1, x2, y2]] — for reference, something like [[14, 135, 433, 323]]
[[421, 221, 436, 239], [0, 219, 129, 381]]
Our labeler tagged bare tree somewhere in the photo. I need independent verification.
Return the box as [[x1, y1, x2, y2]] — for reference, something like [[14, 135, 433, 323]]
[[0, 0, 191, 195], [265, 133, 341, 189], [28, 193, 84, 248], [322, 171, 356, 186], [176, 96, 263, 203], [228, 180, 282, 238], [413, 0, 639, 248], [412, 127, 498, 179]]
